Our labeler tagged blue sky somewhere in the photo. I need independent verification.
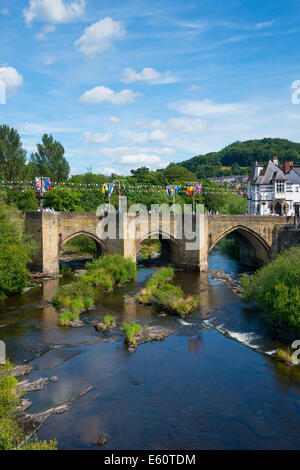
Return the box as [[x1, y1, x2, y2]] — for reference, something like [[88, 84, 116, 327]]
[[1, 0, 300, 175]]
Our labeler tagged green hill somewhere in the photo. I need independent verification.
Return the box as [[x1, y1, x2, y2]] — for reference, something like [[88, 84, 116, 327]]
[[172, 138, 300, 179]]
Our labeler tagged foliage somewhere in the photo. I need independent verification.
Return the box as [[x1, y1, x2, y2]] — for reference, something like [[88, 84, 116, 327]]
[[241, 245, 300, 329], [29, 134, 70, 181], [218, 193, 247, 214], [276, 348, 293, 364], [175, 137, 300, 178], [0, 125, 27, 180], [122, 322, 143, 344], [137, 268, 200, 315], [0, 363, 57, 450], [0, 201, 36, 298], [86, 254, 136, 285], [43, 188, 82, 211], [3, 190, 39, 211], [59, 310, 79, 326], [139, 239, 161, 258], [104, 315, 116, 326], [63, 235, 97, 256], [82, 268, 114, 290], [17, 437, 57, 450]]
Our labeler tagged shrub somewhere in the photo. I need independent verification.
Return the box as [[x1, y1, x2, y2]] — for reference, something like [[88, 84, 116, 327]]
[[241, 245, 300, 329], [83, 296, 94, 310], [0, 202, 36, 298], [81, 268, 113, 290], [104, 315, 115, 326], [122, 322, 143, 345], [63, 235, 97, 257], [137, 268, 200, 315], [59, 311, 79, 326], [0, 363, 57, 450], [70, 298, 85, 315], [86, 255, 136, 285]]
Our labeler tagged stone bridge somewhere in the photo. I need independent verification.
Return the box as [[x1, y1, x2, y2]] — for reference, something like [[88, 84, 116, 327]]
[[24, 211, 299, 274]]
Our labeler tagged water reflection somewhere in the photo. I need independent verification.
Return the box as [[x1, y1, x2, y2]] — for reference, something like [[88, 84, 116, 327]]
[[0, 252, 300, 449]]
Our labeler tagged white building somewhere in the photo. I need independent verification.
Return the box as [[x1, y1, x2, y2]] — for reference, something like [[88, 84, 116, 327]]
[[247, 157, 300, 216]]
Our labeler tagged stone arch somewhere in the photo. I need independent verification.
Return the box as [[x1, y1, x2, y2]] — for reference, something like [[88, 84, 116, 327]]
[[209, 225, 270, 267], [136, 230, 179, 264], [60, 230, 105, 257]]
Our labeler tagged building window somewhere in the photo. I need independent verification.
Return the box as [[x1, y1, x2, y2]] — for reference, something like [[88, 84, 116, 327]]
[[276, 181, 285, 193]]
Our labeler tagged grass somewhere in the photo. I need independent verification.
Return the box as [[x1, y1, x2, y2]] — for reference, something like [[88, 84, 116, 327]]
[[59, 311, 79, 326], [104, 315, 116, 326], [139, 239, 161, 259], [122, 322, 143, 345], [137, 268, 200, 316], [276, 348, 293, 364], [0, 362, 57, 450], [53, 255, 136, 325]]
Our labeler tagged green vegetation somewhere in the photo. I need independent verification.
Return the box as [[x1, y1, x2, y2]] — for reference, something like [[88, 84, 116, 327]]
[[215, 236, 240, 260], [59, 310, 79, 326], [86, 254, 136, 285], [53, 255, 136, 324], [104, 315, 116, 326], [241, 245, 300, 329], [175, 137, 300, 178], [122, 322, 143, 345], [62, 235, 97, 257], [0, 362, 57, 450], [139, 239, 161, 258], [0, 201, 36, 299], [276, 348, 293, 364], [137, 268, 200, 315]]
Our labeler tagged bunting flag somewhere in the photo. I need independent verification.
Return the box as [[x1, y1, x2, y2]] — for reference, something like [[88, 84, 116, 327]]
[[0, 179, 248, 196], [186, 184, 194, 195]]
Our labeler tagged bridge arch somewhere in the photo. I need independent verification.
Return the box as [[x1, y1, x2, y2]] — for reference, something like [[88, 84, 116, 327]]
[[136, 230, 179, 265], [209, 225, 271, 267], [60, 230, 105, 258]]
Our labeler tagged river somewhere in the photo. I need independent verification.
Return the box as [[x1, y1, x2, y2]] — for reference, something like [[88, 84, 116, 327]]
[[0, 247, 300, 450]]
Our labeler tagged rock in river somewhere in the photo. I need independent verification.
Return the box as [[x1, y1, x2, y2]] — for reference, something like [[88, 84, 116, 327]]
[[127, 326, 173, 353]]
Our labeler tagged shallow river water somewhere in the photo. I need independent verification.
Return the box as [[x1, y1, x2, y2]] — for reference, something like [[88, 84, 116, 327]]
[[0, 249, 300, 450]]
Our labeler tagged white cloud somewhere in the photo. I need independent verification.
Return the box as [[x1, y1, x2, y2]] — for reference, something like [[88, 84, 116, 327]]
[[172, 99, 243, 116], [255, 20, 274, 30], [0, 67, 23, 97], [122, 67, 178, 85], [101, 167, 120, 175], [79, 86, 140, 105], [0, 8, 9, 15], [109, 116, 120, 123], [120, 128, 168, 144], [35, 24, 56, 40], [82, 131, 113, 143], [18, 122, 81, 134], [89, 146, 174, 157], [75, 17, 125, 57], [24, 0, 85, 25], [120, 153, 168, 169], [167, 117, 207, 134]]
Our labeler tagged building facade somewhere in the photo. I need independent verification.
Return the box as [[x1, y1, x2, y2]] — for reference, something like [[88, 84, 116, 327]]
[[247, 157, 300, 216]]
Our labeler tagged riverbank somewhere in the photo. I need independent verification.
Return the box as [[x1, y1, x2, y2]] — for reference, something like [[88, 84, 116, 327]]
[[1, 254, 300, 449]]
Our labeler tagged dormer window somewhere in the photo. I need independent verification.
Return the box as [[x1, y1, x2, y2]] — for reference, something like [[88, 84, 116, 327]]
[[276, 181, 285, 193]]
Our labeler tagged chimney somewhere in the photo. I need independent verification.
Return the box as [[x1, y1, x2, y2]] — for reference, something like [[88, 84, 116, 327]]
[[282, 161, 294, 174], [253, 161, 263, 178], [273, 156, 279, 166]]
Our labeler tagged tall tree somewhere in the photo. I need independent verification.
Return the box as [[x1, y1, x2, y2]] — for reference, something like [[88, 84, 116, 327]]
[[30, 134, 70, 181], [0, 125, 27, 179]]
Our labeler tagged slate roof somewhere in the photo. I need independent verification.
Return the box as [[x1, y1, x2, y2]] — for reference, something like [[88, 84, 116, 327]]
[[248, 160, 288, 184]]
